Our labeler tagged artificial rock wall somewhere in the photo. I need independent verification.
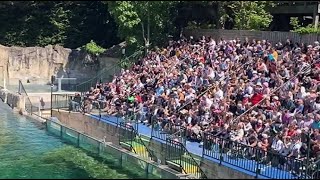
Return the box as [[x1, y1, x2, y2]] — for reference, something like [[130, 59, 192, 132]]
[[0, 44, 120, 86]]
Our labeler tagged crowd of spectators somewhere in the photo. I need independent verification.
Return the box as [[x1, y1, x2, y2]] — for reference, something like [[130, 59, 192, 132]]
[[80, 36, 320, 173]]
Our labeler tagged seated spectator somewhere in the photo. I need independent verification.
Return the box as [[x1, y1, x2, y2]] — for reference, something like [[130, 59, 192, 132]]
[[82, 36, 320, 171], [69, 93, 81, 112]]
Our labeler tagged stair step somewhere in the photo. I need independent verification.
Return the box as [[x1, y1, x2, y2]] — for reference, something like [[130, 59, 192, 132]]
[[139, 135, 150, 142], [167, 159, 200, 175], [119, 142, 131, 151], [182, 154, 201, 163], [165, 160, 182, 172]]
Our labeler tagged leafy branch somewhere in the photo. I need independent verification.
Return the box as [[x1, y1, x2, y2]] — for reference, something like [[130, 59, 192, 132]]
[[83, 40, 106, 56]]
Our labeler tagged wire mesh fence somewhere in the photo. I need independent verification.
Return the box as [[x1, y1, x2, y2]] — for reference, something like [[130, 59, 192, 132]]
[[45, 119, 180, 179]]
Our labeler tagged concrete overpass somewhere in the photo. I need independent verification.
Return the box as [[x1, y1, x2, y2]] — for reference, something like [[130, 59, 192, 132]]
[[270, 1, 320, 28], [270, 1, 318, 15]]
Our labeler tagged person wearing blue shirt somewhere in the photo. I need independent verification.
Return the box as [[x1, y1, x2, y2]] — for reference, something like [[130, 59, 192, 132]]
[[311, 115, 320, 130], [156, 85, 164, 97]]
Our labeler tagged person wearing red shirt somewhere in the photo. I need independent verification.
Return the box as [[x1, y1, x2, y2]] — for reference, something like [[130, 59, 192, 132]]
[[135, 94, 142, 103], [250, 92, 264, 105]]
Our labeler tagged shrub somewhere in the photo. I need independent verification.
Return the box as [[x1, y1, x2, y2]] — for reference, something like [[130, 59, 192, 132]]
[[83, 40, 106, 56], [292, 24, 320, 34]]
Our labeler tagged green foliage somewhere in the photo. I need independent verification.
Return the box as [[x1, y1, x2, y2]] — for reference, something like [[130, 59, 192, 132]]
[[0, 1, 282, 48], [290, 17, 320, 34], [83, 40, 106, 56], [107, 1, 178, 48], [293, 24, 320, 34], [0, 1, 120, 48], [290, 17, 301, 30], [228, 1, 273, 30]]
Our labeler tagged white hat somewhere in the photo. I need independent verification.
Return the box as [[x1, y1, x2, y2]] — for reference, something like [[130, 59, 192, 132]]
[[262, 134, 269, 139], [296, 129, 302, 134], [256, 82, 262, 87]]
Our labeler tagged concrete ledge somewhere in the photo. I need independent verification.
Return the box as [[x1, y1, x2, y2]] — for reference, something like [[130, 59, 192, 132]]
[[0, 88, 25, 111]]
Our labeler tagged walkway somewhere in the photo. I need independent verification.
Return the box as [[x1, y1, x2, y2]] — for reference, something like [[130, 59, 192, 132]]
[[88, 114, 299, 179]]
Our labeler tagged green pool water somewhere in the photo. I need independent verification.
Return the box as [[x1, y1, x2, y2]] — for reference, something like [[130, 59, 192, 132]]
[[0, 101, 149, 179]]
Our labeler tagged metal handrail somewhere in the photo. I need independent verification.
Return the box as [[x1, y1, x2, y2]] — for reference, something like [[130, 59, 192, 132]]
[[131, 125, 157, 161], [166, 138, 207, 179], [118, 121, 156, 161], [202, 133, 318, 179], [18, 80, 38, 114]]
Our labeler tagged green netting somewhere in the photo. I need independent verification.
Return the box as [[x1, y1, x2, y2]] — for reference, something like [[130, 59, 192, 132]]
[[99, 145, 122, 166], [45, 120, 179, 179], [121, 154, 148, 178], [46, 121, 61, 137], [79, 134, 100, 154], [148, 164, 178, 179], [61, 126, 79, 145]]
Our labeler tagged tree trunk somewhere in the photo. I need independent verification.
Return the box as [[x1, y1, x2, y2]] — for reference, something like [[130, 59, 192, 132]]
[[146, 3, 150, 55], [216, 2, 221, 29]]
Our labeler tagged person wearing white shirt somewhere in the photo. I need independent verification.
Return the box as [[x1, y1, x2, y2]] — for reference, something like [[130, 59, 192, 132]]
[[278, 137, 292, 169], [243, 120, 252, 133], [270, 134, 284, 166], [245, 84, 254, 96], [205, 96, 213, 108], [271, 135, 284, 153], [287, 137, 302, 172], [215, 87, 224, 100]]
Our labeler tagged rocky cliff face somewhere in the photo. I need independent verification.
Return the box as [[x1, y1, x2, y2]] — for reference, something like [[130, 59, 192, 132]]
[[0, 44, 118, 86]]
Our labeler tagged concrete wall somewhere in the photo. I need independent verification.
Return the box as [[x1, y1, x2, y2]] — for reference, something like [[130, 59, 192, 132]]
[[201, 158, 254, 179], [52, 109, 256, 179], [52, 110, 119, 145]]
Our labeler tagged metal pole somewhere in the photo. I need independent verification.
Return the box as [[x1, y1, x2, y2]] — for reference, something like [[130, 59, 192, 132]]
[[50, 84, 53, 117], [306, 130, 311, 177]]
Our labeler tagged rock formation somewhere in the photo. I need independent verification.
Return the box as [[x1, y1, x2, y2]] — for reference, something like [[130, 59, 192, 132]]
[[0, 44, 119, 86]]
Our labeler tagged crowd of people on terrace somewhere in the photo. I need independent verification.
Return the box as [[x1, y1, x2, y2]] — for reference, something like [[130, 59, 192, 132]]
[[78, 35, 320, 172]]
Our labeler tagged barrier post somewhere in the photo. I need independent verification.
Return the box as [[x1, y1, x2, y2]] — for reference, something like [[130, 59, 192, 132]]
[[255, 149, 260, 178], [77, 132, 80, 147]]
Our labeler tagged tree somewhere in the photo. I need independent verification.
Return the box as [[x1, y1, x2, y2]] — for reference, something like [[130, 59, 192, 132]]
[[0, 1, 120, 48], [290, 17, 301, 30], [226, 1, 274, 30], [107, 1, 178, 50]]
